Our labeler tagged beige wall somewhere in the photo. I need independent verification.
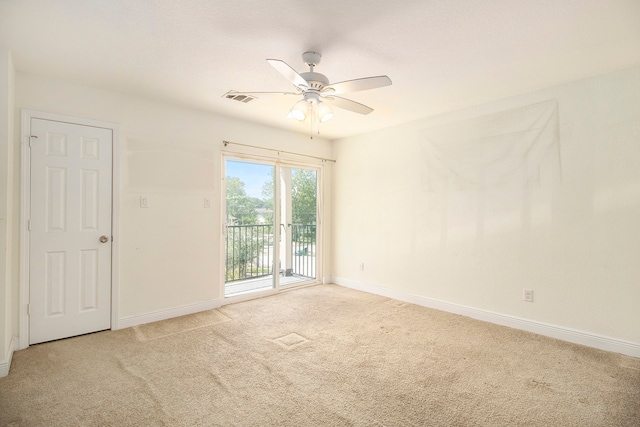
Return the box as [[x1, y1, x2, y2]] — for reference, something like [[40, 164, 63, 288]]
[[332, 66, 640, 344], [12, 72, 332, 328]]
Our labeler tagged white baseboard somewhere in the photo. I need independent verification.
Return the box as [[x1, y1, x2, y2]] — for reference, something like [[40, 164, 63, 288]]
[[118, 298, 223, 330], [0, 337, 19, 377], [330, 277, 640, 358]]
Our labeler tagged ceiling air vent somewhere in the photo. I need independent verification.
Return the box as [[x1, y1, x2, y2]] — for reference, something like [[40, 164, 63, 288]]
[[223, 91, 256, 103]]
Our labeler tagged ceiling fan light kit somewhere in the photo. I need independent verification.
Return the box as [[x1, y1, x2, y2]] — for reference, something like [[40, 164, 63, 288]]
[[289, 91, 334, 123], [316, 102, 334, 123], [289, 99, 309, 120], [226, 51, 391, 132]]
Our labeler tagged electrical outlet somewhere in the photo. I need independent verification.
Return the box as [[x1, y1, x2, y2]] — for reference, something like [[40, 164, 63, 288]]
[[359, 262, 365, 272], [204, 197, 212, 208], [140, 195, 149, 208], [523, 289, 533, 302]]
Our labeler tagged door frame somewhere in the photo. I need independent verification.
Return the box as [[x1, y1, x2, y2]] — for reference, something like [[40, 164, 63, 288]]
[[19, 109, 121, 349], [220, 152, 324, 304]]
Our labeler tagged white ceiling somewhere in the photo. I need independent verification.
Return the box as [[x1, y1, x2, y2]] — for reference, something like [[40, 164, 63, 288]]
[[1, 0, 639, 140]]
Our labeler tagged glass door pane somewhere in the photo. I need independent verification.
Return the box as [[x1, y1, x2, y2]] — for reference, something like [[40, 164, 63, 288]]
[[224, 159, 276, 297], [279, 166, 317, 287]]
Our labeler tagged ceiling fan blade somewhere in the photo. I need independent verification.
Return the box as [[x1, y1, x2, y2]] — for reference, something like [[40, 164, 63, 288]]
[[267, 59, 308, 90], [323, 96, 374, 115], [223, 90, 299, 97], [323, 75, 392, 95]]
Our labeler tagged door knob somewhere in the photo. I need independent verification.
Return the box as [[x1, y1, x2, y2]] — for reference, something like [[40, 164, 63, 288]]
[[99, 235, 109, 243]]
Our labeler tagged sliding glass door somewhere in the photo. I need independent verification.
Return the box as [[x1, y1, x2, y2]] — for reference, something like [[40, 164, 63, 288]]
[[279, 166, 317, 287], [224, 157, 319, 298]]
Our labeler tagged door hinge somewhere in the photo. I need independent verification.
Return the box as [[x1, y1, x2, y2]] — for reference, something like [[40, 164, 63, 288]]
[[28, 219, 32, 231]]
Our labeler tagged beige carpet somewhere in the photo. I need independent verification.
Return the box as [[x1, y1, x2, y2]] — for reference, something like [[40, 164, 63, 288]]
[[1, 284, 639, 426]]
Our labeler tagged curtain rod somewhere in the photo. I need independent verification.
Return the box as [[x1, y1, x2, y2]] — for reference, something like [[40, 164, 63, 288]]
[[222, 140, 336, 163]]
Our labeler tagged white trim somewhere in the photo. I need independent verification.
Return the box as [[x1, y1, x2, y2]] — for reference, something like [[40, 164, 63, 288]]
[[0, 337, 19, 377], [330, 277, 640, 358], [222, 280, 318, 306], [219, 156, 227, 302], [110, 125, 121, 330], [19, 111, 30, 350], [19, 109, 121, 348], [118, 299, 223, 329]]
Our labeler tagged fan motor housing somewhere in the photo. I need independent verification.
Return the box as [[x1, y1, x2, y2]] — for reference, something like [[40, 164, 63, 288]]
[[300, 72, 329, 91]]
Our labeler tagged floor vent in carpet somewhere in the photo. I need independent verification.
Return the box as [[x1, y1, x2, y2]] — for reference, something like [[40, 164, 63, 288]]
[[272, 332, 309, 350]]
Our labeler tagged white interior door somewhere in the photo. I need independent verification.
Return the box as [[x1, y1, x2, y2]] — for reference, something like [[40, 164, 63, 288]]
[[29, 118, 113, 344]]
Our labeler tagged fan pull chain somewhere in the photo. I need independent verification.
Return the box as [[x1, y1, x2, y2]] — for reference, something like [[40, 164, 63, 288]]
[[310, 108, 315, 139]]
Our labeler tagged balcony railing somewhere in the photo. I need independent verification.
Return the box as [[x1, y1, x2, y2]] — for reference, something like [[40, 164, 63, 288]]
[[290, 224, 315, 279], [225, 224, 274, 282], [225, 223, 315, 283]]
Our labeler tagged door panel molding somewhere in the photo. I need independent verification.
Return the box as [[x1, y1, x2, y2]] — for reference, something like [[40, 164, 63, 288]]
[[19, 110, 120, 349]]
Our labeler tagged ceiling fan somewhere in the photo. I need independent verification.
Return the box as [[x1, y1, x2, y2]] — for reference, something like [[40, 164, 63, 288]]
[[224, 51, 392, 123]]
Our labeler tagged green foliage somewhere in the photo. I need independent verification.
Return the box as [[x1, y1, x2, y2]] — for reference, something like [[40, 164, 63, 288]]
[[260, 167, 317, 226], [226, 176, 258, 225], [260, 171, 275, 224], [291, 168, 317, 226]]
